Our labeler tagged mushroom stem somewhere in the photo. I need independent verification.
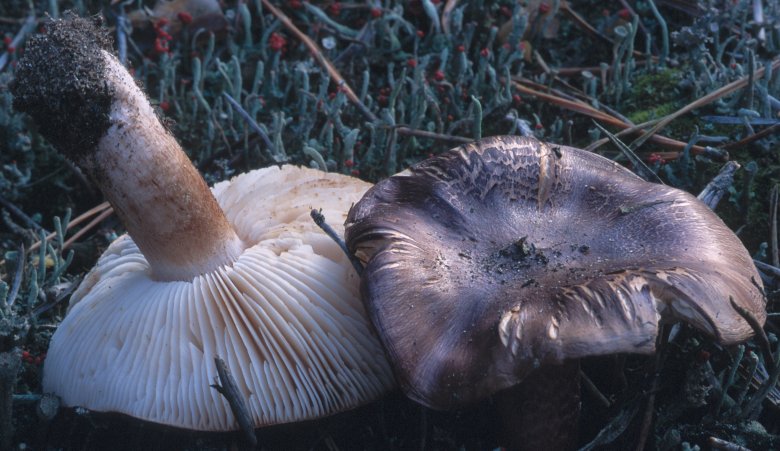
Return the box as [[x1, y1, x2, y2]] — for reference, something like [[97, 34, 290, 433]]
[[86, 52, 245, 280], [12, 18, 244, 281]]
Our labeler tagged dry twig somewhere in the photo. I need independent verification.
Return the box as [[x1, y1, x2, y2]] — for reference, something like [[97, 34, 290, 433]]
[[628, 57, 780, 150], [510, 79, 707, 155], [262, 0, 472, 146], [211, 357, 257, 447]]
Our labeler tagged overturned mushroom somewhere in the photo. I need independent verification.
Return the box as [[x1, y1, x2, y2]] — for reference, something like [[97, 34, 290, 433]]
[[345, 135, 766, 448], [12, 17, 393, 431]]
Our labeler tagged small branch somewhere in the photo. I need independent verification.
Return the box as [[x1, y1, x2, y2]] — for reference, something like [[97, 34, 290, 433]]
[[310, 209, 364, 276], [510, 79, 707, 155], [32, 278, 78, 317], [580, 370, 611, 408], [722, 123, 780, 150], [628, 57, 780, 151], [0, 194, 46, 234], [221, 92, 278, 162], [697, 161, 741, 210], [593, 122, 663, 184], [578, 398, 642, 451], [61, 208, 113, 250], [211, 357, 257, 447], [261, 0, 377, 122], [0, 201, 114, 269], [27, 201, 113, 255], [730, 297, 774, 368], [395, 126, 472, 144], [576, 58, 780, 156], [739, 339, 780, 419], [6, 243, 25, 308], [550, 61, 652, 77]]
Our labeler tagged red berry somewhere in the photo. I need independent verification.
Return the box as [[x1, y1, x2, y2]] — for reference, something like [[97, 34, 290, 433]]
[[351, 169, 360, 176], [618, 8, 631, 20], [416, 30, 425, 38], [456, 44, 465, 52], [433, 70, 445, 81], [288, 0, 302, 8], [344, 159, 354, 167], [512, 94, 522, 104], [407, 58, 418, 68], [155, 23, 173, 41], [370, 8, 382, 18], [269, 32, 287, 52], [177, 11, 193, 25], [153, 37, 169, 54], [647, 153, 665, 165], [480, 48, 489, 57], [3, 36, 11, 46], [329, 2, 342, 16], [539, 2, 550, 14], [160, 101, 170, 112]]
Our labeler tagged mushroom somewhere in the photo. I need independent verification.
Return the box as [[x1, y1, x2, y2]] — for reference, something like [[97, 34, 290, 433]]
[[344, 135, 766, 448], [11, 17, 393, 431]]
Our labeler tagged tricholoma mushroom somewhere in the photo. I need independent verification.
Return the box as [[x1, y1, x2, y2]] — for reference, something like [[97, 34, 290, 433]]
[[11, 17, 393, 431], [345, 135, 766, 448]]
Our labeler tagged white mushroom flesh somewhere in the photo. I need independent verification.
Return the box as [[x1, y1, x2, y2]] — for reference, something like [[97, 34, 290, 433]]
[[44, 166, 394, 430]]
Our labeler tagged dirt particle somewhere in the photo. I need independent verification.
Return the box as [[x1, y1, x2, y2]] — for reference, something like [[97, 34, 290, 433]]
[[11, 14, 115, 161]]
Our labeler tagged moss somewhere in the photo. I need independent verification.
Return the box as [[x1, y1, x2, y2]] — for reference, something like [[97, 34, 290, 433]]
[[627, 101, 678, 124], [629, 69, 683, 107], [624, 69, 698, 136]]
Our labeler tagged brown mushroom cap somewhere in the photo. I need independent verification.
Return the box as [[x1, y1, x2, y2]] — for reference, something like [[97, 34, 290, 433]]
[[345, 135, 766, 410]]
